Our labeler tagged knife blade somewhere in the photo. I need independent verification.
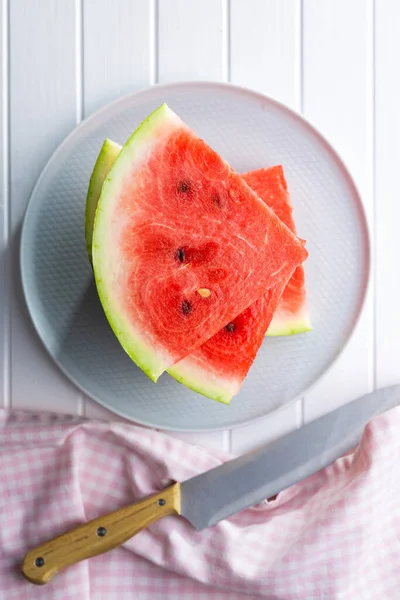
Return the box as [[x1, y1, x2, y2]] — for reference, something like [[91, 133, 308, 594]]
[[181, 384, 400, 528], [22, 384, 400, 585]]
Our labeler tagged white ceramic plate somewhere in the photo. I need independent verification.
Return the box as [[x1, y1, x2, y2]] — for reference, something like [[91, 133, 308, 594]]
[[20, 82, 369, 431]]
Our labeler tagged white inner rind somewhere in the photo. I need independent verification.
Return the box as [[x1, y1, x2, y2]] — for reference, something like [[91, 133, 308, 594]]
[[168, 359, 240, 405], [267, 302, 311, 337]]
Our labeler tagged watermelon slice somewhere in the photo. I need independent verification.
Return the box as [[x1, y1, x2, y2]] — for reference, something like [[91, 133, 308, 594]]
[[86, 144, 311, 337], [92, 104, 307, 383], [242, 167, 311, 336]]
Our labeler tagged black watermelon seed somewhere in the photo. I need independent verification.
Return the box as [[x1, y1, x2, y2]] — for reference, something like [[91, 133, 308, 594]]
[[225, 322, 235, 333], [176, 247, 185, 262], [181, 300, 192, 315], [212, 193, 222, 207], [178, 180, 191, 194]]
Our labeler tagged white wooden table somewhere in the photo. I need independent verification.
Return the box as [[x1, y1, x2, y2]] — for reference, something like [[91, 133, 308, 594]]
[[0, 0, 398, 455]]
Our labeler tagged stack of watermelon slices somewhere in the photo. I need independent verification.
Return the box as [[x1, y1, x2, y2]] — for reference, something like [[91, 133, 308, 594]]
[[85, 104, 311, 404]]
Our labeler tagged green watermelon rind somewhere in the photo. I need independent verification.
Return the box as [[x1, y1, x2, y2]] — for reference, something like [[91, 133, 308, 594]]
[[85, 138, 121, 265], [92, 104, 177, 383]]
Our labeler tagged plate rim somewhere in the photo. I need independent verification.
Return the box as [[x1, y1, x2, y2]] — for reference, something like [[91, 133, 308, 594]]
[[20, 80, 371, 431]]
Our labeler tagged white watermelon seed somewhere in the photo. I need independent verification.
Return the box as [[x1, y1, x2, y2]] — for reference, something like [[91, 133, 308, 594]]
[[197, 288, 211, 298]]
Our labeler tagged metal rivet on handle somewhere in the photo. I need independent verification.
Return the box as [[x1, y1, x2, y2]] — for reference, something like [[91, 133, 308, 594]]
[[96, 527, 107, 537], [35, 557, 45, 568], [158, 499, 166, 506]]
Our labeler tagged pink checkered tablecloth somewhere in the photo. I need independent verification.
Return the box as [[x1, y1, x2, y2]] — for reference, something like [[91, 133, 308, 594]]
[[1, 407, 400, 599]]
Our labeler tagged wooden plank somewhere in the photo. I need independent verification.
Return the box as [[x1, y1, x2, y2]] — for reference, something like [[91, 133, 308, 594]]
[[302, 0, 374, 420], [168, 430, 232, 453], [83, 0, 152, 117], [230, 0, 300, 108], [157, 0, 227, 450], [230, 0, 302, 453], [158, 0, 224, 82], [0, 0, 9, 408], [375, 0, 400, 388], [82, 0, 153, 419], [230, 409, 299, 455], [9, 0, 80, 412]]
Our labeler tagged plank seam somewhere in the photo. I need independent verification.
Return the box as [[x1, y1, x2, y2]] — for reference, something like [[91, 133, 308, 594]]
[[224, 0, 231, 450], [370, 0, 377, 391], [75, 0, 84, 122], [150, 0, 159, 85], [298, 0, 305, 425], [299, 0, 304, 115], [2, 0, 10, 409], [76, 0, 84, 415], [222, 0, 231, 83]]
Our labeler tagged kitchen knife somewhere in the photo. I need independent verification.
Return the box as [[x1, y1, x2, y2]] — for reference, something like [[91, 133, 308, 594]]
[[22, 384, 400, 585]]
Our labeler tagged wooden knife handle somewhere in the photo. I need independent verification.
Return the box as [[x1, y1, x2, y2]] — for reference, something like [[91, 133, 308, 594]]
[[22, 482, 181, 585]]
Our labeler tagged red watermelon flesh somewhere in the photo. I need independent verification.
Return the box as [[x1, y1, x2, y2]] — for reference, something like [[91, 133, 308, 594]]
[[242, 167, 311, 336], [86, 146, 310, 339], [92, 104, 308, 383], [168, 166, 303, 402]]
